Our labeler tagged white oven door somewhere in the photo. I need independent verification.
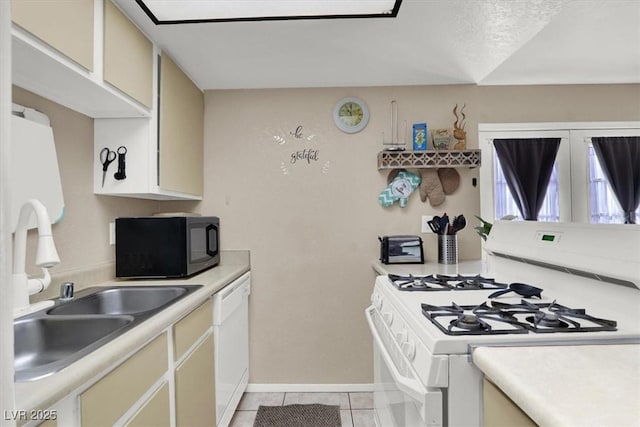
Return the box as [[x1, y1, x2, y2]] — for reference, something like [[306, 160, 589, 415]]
[[366, 306, 443, 427]]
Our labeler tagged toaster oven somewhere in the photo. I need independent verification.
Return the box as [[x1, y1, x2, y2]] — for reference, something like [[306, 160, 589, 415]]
[[379, 235, 424, 264]]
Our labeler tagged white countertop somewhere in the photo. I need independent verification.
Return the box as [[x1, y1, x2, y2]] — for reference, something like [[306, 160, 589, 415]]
[[473, 344, 640, 427], [372, 259, 487, 277], [14, 250, 250, 413]]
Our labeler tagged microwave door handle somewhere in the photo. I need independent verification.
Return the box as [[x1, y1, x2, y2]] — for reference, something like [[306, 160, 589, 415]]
[[365, 307, 428, 403], [205, 224, 217, 257]]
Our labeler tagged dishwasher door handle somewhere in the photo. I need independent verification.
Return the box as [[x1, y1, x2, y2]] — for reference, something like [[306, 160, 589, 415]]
[[214, 272, 250, 325]]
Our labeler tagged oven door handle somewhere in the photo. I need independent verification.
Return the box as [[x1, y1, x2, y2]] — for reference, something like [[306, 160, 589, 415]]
[[365, 306, 428, 403]]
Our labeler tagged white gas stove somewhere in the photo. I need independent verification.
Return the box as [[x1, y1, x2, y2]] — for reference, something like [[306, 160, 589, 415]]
[[367, 221, 640, 427]]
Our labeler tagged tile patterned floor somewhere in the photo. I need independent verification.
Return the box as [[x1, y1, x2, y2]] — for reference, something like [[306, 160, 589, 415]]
[[230, 392, 375, 427]]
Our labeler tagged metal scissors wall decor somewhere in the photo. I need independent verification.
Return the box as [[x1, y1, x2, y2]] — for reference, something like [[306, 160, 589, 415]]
[[100, 147, 116, 187], [100, 146, 127, 187]]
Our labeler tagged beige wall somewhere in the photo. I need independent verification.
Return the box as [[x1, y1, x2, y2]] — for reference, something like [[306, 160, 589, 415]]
[[477, 84, 640, 122], [168, 86, 483, 384], [164, 83, 640, 385], [12, 87, 159, 283], [13, 83, 639, 385]]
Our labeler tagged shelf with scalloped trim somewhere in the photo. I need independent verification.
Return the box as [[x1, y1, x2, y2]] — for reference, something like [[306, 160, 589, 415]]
[[377, 149, 481, 169]]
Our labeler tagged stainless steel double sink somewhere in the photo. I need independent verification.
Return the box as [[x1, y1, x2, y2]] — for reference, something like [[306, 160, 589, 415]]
[[14, 285, 202, 382]]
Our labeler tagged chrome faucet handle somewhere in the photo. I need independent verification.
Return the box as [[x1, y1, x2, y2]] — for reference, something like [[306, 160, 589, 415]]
[[60, 282, 74, 301]]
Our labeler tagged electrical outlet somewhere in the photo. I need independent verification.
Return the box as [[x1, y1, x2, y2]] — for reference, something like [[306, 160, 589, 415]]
[[421, 215, 433, 233], [109, 222, 115, 245]]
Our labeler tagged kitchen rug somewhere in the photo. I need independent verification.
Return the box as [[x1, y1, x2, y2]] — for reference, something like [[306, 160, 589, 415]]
[[253, 404, 341, 427]]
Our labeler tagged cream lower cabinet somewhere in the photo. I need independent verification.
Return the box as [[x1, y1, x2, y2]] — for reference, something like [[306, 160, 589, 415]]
[[483, 378, 537, 427], [27, 293, 223, 427], [77, 298, 216, 427], [80, 333, 169, 427], [124, 382, 171, 427], [174, 299, 216, 426], [175, 335, 216, 426]]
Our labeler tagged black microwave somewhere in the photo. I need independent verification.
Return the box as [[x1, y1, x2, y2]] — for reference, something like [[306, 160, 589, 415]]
[[115, 216, 220, 278]]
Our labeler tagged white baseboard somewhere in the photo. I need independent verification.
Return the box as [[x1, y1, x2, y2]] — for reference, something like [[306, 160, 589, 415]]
[[246, 383, 374, 393]]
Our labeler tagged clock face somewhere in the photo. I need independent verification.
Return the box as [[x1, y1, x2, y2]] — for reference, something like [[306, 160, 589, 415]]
[[339, 102, 364, 126], [333, 97, 369, 134]]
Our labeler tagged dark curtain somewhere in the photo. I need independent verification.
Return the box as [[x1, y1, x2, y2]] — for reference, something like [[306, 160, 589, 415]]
[[591, 136, 640, 224], [493, 138, 561, 221]]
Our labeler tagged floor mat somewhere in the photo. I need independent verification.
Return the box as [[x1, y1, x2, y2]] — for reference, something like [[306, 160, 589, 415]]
[[253, 403, 341, 427]]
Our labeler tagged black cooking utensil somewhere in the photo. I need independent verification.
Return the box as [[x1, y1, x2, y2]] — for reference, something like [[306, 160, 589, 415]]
[[488, 283, 543, 299], [452, 215, 466, 233], [429, 216, 442, 234], [439, 214, 449, 234]]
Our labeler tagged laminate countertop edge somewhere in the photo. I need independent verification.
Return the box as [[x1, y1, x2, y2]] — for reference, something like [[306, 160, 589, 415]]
[[14, 250, 251, 414], [372, 259, 486, 276], [472, 344, 640, 427]]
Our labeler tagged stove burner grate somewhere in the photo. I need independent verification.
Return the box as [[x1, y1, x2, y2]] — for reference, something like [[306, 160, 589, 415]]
[[389, 273, 508, 292], [421, 300, 617, 336], [421, 302, 529, 335], [491, 300, 618, 333]]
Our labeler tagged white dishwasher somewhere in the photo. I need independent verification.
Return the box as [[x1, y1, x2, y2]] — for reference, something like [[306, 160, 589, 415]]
[[213, 272, 250, 427]]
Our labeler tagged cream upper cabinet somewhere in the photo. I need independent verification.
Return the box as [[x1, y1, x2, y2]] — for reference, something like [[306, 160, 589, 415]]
[[11, 0, 94, 71], [159, 53, 204, 196], [103, 0, 153, 109], [11, 0, 150, 117], [94, 52, 204, 200]]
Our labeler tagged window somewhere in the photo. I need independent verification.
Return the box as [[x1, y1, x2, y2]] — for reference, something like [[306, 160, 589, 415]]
[[494, 151, 560, 222], [479, 123, 640, 225], [588, 143, 640, 224]]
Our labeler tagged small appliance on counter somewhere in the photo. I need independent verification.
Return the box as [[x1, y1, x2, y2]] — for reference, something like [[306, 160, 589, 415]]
[[379, 235, 424, 264], [116, 215, 219, 278]]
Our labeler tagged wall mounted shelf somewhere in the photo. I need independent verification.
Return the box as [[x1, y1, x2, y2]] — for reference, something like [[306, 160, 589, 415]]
[[377, 149, 481, 169]]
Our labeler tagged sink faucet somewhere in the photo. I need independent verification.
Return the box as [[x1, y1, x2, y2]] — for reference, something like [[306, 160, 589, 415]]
[[60, 282, 74, 301], [13, 199, 60, 316]]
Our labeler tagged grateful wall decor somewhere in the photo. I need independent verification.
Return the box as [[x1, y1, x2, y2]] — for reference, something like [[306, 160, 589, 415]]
[[267, 125, 332, 175]]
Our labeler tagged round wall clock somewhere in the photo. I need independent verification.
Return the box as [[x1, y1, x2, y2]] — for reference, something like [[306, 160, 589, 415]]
[[333, 97, 370, 134]]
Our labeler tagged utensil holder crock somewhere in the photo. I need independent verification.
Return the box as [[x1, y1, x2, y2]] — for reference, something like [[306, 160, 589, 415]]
[[438, 234, 458, 264]]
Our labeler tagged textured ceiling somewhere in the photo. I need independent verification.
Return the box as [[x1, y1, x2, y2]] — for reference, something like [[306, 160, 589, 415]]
[[114, 0, 640, 89]]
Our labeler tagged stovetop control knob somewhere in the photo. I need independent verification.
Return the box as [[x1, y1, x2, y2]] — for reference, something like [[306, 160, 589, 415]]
[[396, 329, 408, 344], [370, 293, 378, 308], [402, 340, 416, 361], [382, 311, 393, 326]]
